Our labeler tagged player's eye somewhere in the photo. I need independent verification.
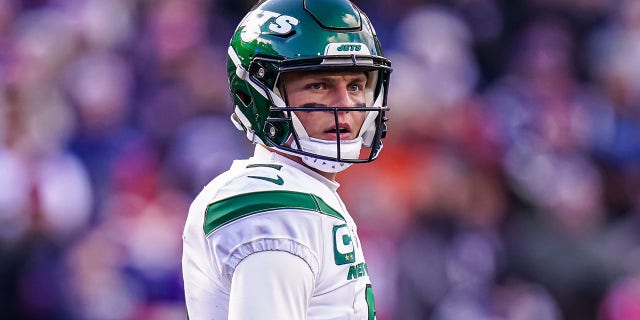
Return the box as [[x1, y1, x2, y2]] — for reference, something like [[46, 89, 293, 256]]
[[307, 83, 325, 90], [348, 84, 363, 92]]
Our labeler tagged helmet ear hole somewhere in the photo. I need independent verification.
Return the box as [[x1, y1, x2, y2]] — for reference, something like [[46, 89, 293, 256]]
[[235, 90, 252, 106]]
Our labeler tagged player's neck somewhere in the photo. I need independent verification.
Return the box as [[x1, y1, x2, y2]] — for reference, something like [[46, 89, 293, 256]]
[[263, 145, 338, 181]]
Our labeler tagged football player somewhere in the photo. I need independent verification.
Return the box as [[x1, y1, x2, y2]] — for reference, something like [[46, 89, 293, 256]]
[[182, 0, 391, 318]]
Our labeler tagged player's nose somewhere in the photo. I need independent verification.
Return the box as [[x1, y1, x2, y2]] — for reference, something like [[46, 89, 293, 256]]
[[331, 85, 356, 109]]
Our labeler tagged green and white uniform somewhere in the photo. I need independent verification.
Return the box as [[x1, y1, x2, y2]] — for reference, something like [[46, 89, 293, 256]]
[[182, 146, 376, 319]]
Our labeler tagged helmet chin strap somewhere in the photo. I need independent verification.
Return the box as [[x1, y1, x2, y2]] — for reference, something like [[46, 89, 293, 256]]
[[293, 137, 362, 173]]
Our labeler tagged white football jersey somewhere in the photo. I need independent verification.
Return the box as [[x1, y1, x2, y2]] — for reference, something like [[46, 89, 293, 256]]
[[182, 146, 376, 319]]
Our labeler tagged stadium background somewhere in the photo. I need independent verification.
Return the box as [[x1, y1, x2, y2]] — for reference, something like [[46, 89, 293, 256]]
[[0, 0, 639, 319]]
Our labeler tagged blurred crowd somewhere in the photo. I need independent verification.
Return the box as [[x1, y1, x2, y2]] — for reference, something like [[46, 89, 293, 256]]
[[0, 0, 639, 319]]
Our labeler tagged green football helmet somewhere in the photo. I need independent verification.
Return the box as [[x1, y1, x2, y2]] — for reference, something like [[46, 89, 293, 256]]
[[227, 0, 391, 173]]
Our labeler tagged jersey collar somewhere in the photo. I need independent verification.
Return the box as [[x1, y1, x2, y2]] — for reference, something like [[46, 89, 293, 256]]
[[252, 145, 341, 192]]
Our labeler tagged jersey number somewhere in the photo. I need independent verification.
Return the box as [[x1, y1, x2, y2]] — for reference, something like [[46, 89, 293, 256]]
[[366, 284, 376, 320]]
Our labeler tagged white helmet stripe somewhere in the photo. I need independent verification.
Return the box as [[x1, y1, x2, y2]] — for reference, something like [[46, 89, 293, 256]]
[[228, 46, 286, 108]]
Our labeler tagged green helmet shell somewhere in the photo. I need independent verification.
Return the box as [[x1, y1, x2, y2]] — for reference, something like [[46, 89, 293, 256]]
[[227, 0, 391, 164]]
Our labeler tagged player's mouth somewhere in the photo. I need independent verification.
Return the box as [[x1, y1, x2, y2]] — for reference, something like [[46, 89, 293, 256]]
[[324, 123, 352, 140]]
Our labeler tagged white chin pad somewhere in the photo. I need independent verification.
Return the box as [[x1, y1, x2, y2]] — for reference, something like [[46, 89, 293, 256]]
[[294, 137, 362, 173]]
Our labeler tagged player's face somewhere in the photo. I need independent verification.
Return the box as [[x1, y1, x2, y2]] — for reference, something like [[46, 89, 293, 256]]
[[283, 71, 367, 141]]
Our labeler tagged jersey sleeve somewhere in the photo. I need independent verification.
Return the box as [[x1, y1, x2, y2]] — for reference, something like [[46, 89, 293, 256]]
[[228, 250, 314, 320], [206, 208, 325, 287]]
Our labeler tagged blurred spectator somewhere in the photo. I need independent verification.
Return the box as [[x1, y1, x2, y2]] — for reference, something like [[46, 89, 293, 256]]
[[599, 275, 640, 320], [67, 0, 136, 51], [0, 6, 93, 319], [586, 0, 640, 216], [65, 51, 138, 213], [386, 5, 479, 140], [164, 116, 251, 195], [393, 151, 517, 320], [597, 195, 640, 320], [482, 14, 616, 319]]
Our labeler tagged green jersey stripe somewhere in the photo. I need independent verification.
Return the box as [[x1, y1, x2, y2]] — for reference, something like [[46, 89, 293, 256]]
[[204, 190, 345, 235], [246, 164, 283, 170]]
